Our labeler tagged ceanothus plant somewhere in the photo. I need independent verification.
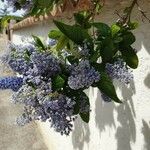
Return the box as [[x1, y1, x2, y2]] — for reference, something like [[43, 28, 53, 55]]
[[0, 0, 146, 135]]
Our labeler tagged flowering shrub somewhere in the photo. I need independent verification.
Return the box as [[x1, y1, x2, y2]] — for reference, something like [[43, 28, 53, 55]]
[[0, 0, 141, 135]]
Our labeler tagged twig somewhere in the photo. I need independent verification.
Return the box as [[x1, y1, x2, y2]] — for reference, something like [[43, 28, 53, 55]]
[[123, 0, 137, 24], [136, 1, 150, 23], [116, 0, 150, 24]]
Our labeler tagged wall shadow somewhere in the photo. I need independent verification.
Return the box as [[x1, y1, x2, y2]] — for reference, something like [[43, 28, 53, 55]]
[[142, 120, 150, 150], [144, 73, 150, 89], [95, 81, 136, 150], [71, 80, 137, 150], [72, 118, 90, 150], [95, 89, 116, 134], [115, 81, 136, 150], [72, 88, 91, 150]]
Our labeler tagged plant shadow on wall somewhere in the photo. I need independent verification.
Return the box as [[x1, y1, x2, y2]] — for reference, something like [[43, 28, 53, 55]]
[[72, 117, 90, 150], [72, 90, 90, 150], [142, 120, 150, 150], [144, 73, 150, 89], [95, 80, 136, 150], [71, 81, 137, 150]]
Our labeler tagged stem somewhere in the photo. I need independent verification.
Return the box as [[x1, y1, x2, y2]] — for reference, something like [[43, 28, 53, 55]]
[[123, 0, 137, 24], [136, 1, 150, 23], [85, 0, 103, 21]]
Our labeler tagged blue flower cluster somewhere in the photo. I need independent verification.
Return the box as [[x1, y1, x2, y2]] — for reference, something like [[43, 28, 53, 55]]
[[68, 60, 100, 90], [9, 58, 30, 75], [6, 41, 77, 135], [8, 43, 35, 74], [13, 84, 76, 135], [0, 77, 23, 91], [105, 58, 133, 84], [78, 41, 90, 56], [43, 95, 76, 135], [30, 52, 61, 77]]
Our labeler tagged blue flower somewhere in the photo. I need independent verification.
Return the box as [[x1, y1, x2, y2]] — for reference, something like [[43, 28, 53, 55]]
[[46, 38, 56, 46], [0, 77, 23, 91], [68, 60, 100, 90], [106, 58, 133, 84], [31, 52, 61, 77], [43, 94, 76, 135]]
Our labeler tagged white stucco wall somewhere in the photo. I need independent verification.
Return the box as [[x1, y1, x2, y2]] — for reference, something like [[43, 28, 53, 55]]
[[12, 0, 150, 150]]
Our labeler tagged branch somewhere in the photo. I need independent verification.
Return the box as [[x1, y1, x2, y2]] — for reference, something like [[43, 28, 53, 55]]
[[116, 0, 150, 25], [136, 1, 150, 23], [123, 0, 137, 24]]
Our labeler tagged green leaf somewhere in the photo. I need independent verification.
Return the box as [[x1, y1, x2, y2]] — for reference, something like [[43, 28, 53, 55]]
[[53, 20, 92, 45], [96, 70, 122, 103], [111, 24, 121, 37], [121, 32, 136, 46], [74, 13, 85, 25], [79, 112, 90, 123], [28, 5, 40, 16], [79, 92, 90, 123], [38, 0, 52, 7], [52, 75, 65, 90], [128, 22, 139, 30], [121, 46, 139, 69], [90, 49, 101, 62], [32, 35, 45, 50], [74, 13, 91, 29], [101, 37, 114, 62], [56, 35, 69, 51], [64, 88, 90, 122], [48, 30, 63, 40], [67, 55, 79, 64], [99, 75, 122, 103], [23, 50, 30, 61], [113, 36, 123, 44], [92, 22, 111, 37]]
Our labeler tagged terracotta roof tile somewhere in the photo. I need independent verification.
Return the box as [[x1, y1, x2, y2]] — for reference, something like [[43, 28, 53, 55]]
[[11, 0, 94, 30]]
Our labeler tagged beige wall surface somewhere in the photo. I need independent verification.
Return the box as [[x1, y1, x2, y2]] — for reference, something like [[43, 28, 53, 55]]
[[10, 0, 150, 150]]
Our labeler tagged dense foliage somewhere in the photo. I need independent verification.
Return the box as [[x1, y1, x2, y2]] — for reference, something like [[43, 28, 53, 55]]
[[0, 0, 142, 135]]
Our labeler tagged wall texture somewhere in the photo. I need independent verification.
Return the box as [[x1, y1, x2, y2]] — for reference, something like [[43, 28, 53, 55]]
[[11, 0, 150, 150]]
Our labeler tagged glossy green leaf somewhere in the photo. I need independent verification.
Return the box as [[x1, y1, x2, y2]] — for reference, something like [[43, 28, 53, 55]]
[[121, 46, 139, 69], [53, 20, 92, 45], [128, 22, 139, 30], [79, 92, 90, 123], [101, 37, 114, 62], [74, 13, 85, 25], [79, 112, 90, 123], [92, 22, 111, 37], [56, 35, 69, 51], [67, 55, 79, 64], [32, 35, 45, 50], [121, 32, 136, 46], [97, 71, 122, 103], [111, 24, 121, 37], [52, 75, 65, 90], [48, 30, 63, 40], [74, 13, 91, 29]]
